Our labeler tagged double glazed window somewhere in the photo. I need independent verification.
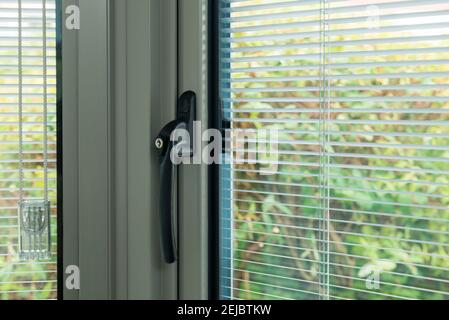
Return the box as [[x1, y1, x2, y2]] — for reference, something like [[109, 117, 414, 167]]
[[1, 0, 448, 301], [0, 0, 57, 299], [218, 0, 449, 300]]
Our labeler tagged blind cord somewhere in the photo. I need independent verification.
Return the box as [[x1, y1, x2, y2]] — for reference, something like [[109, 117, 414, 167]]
[[318, 0, 330, 301], [17, 0, 50, 260], [43, 0, 49, 205], [18, 0, 24, 204], [325, 0, 331, 301]]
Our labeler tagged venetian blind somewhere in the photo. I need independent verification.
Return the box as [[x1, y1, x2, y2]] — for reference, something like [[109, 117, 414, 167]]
[[219, 0, 449, 300], [0, 0, 57, 300]]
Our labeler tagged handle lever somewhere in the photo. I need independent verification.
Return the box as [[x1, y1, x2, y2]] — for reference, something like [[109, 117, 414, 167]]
[[155, 91, 196, 264]]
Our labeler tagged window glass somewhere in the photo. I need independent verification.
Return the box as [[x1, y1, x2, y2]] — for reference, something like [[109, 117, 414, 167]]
[[219, 0, 449, 300], [0, 0, 58, 300]]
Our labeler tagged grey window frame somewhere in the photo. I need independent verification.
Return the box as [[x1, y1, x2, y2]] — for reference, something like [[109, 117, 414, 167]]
[[62, 0, 210, 300], [62, 0, 113, 300]]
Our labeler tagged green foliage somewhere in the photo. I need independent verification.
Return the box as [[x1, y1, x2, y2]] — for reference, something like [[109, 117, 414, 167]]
[[226, 2, 449, 300]]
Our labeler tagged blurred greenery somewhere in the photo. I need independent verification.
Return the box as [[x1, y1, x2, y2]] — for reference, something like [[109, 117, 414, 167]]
[[224, 1, 449, 300]]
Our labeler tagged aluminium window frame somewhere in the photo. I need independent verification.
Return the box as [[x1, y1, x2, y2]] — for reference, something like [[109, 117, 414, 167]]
[[56, 0, 63, 300], [114, 0, 211, 299], [62, 0, 211, 300], [178, 0, 210, 300], [177, 0, 234, 300], [100, 0, 182, 300], [61, 0, 213, 300], [62, 0, 113, 300], [63, 0, 176, 300]]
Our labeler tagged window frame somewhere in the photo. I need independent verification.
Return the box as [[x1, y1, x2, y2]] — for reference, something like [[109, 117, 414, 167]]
[[62, 0, 113, 300], [62, 0, 209, 300], [177, 0, 211, 300], [208, 0, 226, 300], [56, 0, 63, 300]]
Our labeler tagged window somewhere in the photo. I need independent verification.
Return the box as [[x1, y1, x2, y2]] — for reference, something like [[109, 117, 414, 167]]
[[0, 0, 58, 300], [218, 0, 449, 300]]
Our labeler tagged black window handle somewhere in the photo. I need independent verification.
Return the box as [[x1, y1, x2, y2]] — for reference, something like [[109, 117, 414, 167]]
[[154, 91, 196, 264]]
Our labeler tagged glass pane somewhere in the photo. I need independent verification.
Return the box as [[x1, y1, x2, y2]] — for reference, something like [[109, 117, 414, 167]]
[[218, 0, 449, 300], [0, 0, 58, 300]]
